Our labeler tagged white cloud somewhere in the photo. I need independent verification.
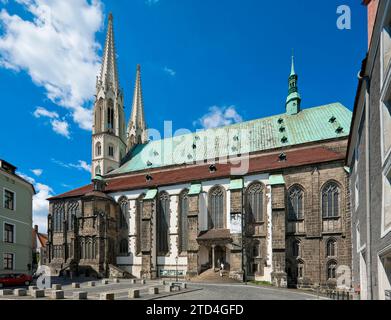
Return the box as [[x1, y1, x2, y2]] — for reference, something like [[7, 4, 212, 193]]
[[31, 169, 43, 176], [0, 0, 104, 131], [17, 172, 54, 233], [163, 66, 176, 76], [51, 119, 70, 138], [194, 105, 243, 129], [52, 158, 91, 173], [33, 106, 71, 138]]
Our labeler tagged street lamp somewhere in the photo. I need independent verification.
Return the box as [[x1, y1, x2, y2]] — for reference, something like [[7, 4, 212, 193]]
[[175, 256, 179, 283]]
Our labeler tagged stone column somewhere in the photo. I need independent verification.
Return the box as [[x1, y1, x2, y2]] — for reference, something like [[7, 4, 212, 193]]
[[187, 195, 200, 278], [141, 200, 154, 279]]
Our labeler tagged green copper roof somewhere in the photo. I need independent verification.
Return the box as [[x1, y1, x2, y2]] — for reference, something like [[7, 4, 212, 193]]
[[111, 103, 352, 175], [144, 189, 157, 200], [269, 174, 285, 186]]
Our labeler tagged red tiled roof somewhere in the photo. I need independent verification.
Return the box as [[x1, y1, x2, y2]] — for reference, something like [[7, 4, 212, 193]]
[[197, 229, 231, 241], [32, 229, 48, 248], [49, 146, 345, 200]]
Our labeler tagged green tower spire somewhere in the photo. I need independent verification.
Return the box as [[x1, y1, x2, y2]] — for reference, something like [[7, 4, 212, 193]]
[[286, 54, 301, 115]]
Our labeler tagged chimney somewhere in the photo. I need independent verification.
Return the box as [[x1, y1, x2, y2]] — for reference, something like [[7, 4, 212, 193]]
[[34, 225, 38, 233]]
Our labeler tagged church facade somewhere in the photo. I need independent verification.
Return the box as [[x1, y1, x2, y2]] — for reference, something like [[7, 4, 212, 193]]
[[46, 14, 352, 289]]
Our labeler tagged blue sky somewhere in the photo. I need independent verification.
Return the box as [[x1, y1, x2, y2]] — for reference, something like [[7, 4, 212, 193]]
[[0, 0, 367, 231]]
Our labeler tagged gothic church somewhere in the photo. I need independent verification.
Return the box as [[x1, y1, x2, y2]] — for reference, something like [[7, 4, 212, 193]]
[[47, 14, 352, 289]]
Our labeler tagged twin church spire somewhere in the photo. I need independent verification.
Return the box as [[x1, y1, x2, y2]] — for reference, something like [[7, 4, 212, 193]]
[[286, 54, 301, 115], [92, 14, 147, 178]]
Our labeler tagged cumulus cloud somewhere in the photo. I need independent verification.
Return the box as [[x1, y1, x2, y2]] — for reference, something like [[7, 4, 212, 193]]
[[31, 169, 43, 176], [17, 172, 54, 233], [33, 106, 70, 138], [194, 105, 243, 129], [163, 66, 176, 76], [52, 158, 91, 173], [0, 0, 104, 132]]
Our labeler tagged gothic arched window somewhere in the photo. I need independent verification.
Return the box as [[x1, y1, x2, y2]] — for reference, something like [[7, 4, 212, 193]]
[[136, 194, 145, 255], [96, 142, 102, 157], [120, 239, 128, 256], [288, 185, 304, 220], [107, 99, 114, 130], [298, 260, 305, 279], [246, 183, 264, 223], [108, 144, 114, 157], [322, 182, 341, 218], [67, 201, 79, 231], [157, 192, 170, 255], [209, 186, 225, 229], [95, 165, 101, 176], [92, 237, 97, 259], [95, 99, 103, 133], [327, 260, 337, 279], [327, 239, 337, 257], [179, 189, 189, 253], [53, 202, 65, 232], [119, 197, 128, 229]]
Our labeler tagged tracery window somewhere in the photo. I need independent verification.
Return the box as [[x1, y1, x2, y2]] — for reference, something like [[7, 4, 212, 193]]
[[209, 186, 225, 229], [119, 197, 129, 229], [246, 183, 264, 223], [322, 182, 341, 218], [157, 192, 170, 255], [288, 185, 304, 220], [327, 239, 337, 257], [179, 190, 189, 253], [327, 260, 337, 279]]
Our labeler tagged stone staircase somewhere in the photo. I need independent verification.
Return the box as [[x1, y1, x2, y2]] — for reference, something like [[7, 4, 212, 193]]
[[191, 269, 239, 283], [109, 264, 134, 279]]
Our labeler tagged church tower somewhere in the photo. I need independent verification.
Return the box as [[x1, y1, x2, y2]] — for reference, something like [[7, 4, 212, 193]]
[[92, 13, 126, 177], [285, 55, 302, 115], [126, 64, 148, 152]]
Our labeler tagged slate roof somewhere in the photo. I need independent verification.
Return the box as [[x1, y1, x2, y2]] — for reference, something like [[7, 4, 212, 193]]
[[111, 103, 351, 175]]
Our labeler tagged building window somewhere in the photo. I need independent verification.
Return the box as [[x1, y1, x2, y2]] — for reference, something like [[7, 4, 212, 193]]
[[209, 186, 225, 229], [4, 189, 15, 210], [136, 194, 145, 255], [3, 253, 14, 270], [327, 260, 337, 280], [288, 185, 304, 220], [120, 239, 128, 256], [322, 182, 341, 218], [95, 142, 102, 157], [252, 241, 260, 258], [53, 245, 63, 259], [179, 189, 189, 253], [4, 223, 14, 243], [246, 183, 264, 223], [383, 169, 391, 234], [107, 100, 114, 130], [67, 201, 78, 231], [327, 239, 337, 257], [108, 145, 114, 157], [53, 202, 65, 232], [95, 165, 101, 176], [157, 192, 170, 255], [119, 197, 128, 229], [292, 240, 301, 257]]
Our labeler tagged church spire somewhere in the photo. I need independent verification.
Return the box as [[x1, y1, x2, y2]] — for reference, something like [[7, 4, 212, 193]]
[[98, 12, 119, 93], [286, 53, 301, 115], [127, 64, 148, 151]]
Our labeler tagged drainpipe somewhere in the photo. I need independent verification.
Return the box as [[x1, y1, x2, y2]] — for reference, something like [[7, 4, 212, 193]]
[[358, 72, 372, 300]]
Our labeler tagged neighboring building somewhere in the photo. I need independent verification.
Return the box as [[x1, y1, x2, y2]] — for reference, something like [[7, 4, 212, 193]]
[[47, 14, 352, 288], [347, 0, 391, 300], [0, 159, 35, 274], [32, 225, 48, 269]]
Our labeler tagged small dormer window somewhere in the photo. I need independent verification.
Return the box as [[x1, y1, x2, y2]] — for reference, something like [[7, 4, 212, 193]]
[[192, 144, 197, 150], [281, 136, 288, 143], [147, 161, 153, 167], [279, 153, 287, 162], [187, 154, 193, 160], [278, 118, 284, 124], [336, 127, 344, 134], [153, 150, 159, 156], [233, 135, 239, 141], [209, 164, 217, 173], [146, 175, 153, 182], [329, 116, 337, 123], [279, 126, 286, 133]]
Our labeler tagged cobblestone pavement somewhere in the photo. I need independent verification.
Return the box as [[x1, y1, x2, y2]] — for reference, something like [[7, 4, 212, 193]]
[[0, 279, 328, 300]]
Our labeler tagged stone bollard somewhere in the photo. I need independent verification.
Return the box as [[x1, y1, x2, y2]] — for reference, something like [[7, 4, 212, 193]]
[[102, 279, 109, 285], [141, 279, 146, 285], [52, 284, 62, 290], [14, 289, 27, 296], [149, 287, 159, 295], [131, 279, 137, 284], [28, 286, 38, 291], [181, 283, 187, 289], [72, 283, 80, 289], [32, 289, 45, 298], [88, 281, 96, 287], [51, 290, 64, 300], [100, 292, 115, 300], [164, 285, 173, 293], [73, 291, 88, 300], [0, 289, 13, 296], [113, 278, 120, 283], [128, 289, 140, 299]]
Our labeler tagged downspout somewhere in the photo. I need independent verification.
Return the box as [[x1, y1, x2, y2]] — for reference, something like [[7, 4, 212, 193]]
[[358, 72, 372, 300]]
